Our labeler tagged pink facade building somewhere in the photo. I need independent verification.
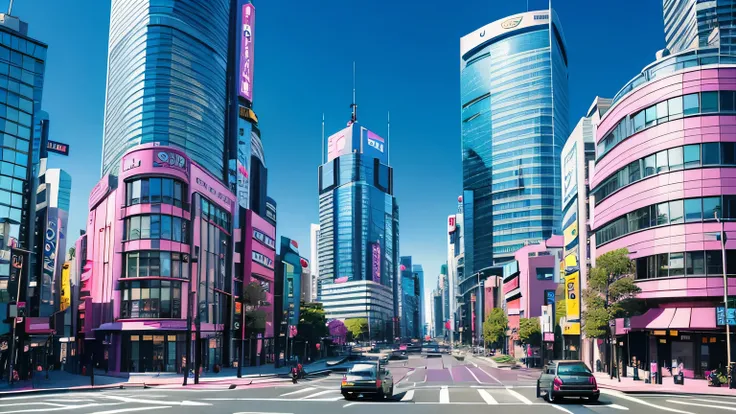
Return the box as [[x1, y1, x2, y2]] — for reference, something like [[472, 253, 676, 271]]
[[591, 54, 736, 378], [502, 235, 562, 358], [77, 144, 274, 373]]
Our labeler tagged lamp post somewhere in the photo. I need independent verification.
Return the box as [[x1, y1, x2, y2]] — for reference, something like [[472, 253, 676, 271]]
[[715, 210, 732, 386]]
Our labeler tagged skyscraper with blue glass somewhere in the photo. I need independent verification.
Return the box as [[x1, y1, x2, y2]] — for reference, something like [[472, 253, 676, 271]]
[[663, 0, 736, 55], [460, 10, 569, 272], [100, 0, 231, 180], [317, 118, 400, 339]]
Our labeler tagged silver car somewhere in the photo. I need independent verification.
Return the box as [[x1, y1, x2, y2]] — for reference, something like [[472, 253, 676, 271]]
[[341, 363, 394, 400]]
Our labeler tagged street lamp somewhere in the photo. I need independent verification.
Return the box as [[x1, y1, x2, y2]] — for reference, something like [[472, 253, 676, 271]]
[[715, 210, 732, 386]]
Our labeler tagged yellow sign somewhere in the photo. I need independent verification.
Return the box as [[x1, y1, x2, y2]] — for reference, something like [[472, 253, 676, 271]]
[[565, 252, 578, 269], [565, 272, 580, 320], [653, 330, 667, 336], [563, 221, 578, 247], [670, 330, 678, 337], [60, 262, 71, 311], [563, 321, 580, 335]]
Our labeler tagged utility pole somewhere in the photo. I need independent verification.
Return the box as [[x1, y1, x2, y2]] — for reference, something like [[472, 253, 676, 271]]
[[716, 210, 733, 386]]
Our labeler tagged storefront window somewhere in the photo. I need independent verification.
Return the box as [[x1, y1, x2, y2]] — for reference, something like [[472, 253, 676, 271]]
[[124, 251, 190, 279], [125, 214, 188, 242], [126, 177, 188, 209], [120, 280, 182, 319]]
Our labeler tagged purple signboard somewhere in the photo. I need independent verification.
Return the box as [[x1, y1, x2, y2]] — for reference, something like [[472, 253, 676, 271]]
[[239, 3, 255, 102], [362, 128, 388, 164], [372, 242, 381, 283]]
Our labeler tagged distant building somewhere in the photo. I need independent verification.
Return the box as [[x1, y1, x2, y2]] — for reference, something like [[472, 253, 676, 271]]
[[309, 223, 319, 301]]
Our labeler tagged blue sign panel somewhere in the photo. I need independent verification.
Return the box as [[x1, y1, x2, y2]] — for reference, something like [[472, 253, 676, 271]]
[[717, 306, 736, 326]]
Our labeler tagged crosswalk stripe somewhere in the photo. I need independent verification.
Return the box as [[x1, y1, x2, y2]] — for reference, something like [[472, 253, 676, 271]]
[[280, 387, 315, 397], [692, 398, 736, 406], [505, 387, 532, 405], [476, 389, 498, 405], [300, 390, 337, 400], [668, 400, 736, 412], [439, 386, 450, 404], [401, 390, 414, 402]]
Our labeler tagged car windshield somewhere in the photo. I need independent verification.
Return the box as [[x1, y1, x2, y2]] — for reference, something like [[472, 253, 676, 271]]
[[348, 370, 375, 378], [557, 363, 591, 375]]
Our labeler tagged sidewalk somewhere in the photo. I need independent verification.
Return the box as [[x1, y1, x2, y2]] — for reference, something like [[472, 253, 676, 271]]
[[0, 363, 292, 396], [594, 372, 736, 396]]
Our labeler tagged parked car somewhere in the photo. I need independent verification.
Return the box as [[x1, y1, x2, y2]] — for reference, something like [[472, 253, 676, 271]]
[[536, 360, 599, 403], [341, 363, 393, 400]]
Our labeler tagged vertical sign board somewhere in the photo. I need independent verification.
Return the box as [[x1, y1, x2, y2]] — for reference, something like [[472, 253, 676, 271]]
[[8, 248, 27, 302], [43, 209, 59, 305], [565, 271, 580, 321], [239, 2, 255, 103], [237, 115, 252, 209], [60, 262, 71, 311], [372, 242, 381, 283]]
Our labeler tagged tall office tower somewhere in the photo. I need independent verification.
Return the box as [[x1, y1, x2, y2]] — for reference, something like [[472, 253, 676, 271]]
[[0, 10, 49, 336], [399, 256, 420, 340], [663, 0, 736, 55], [317, 116, 399, 340], [413, 264, 424, 338], [460, 10, 569, 271], [100, 0, 230, 179], [309, 223, 320, 301]]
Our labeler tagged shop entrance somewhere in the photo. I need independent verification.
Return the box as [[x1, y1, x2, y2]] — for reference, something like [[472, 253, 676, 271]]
[[121, 333, 185, 373]]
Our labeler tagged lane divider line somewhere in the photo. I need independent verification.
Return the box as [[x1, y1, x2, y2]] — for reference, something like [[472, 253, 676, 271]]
[[279, 387, 315, 397], [505, 387, 532, 405], [401, 390, 414, 402], [477, 389, 498, 405], [439, 386, 450, 404]]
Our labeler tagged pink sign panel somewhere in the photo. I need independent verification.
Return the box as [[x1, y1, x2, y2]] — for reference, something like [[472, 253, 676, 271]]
[[239, 3, 255, 102], [372, 243, 381, 283], [327, 125, 354, 162]]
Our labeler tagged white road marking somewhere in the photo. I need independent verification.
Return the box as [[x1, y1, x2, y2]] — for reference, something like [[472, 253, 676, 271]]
[[692, 398, 736, 406], [584, 403, 629, 410], [279, 387, 315, 396], [477, 389, 498, 405], [401, 390, 414, 402], [599, 390, 693, 414], [0, 403, 68, 408], [505, 387, 532, 405], [233, 412, 293, 414], [202, 397, 342, 402], [91, 407, 173, 414], [475, 364, 503, 384], [299, 390, 338, 400], [465, 366, 482, 384], [439, 386, 450, 404], [668, 400, 736, 411], [548, 405, 574, 413], [0, 403, 123, 414], [102, 396, 210, 407]]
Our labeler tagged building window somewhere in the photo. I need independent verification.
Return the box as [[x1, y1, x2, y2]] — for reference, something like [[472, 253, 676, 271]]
[[124, 251, 190, 279], [126, 177, 188, 209], [120, 280, 182, 319], [125, 214, 188, 243]]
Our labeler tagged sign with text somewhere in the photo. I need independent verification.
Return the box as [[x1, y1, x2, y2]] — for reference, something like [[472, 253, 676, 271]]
[[565, 271, 580, 321], [47, 140, 69, 156], [716, 306, 736, 326]]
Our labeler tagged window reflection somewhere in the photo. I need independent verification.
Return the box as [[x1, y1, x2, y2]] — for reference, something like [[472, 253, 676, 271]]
[[126, 177, 187, 209]]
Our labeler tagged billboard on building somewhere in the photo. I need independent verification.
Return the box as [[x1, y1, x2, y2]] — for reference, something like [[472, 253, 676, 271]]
[[238, 2, 255, 103], [42, 209, 59, 306], [361, 127, 388, 164], [237, 116, 252, 209], [565, 271, 580, 321], [448, 215, 456, 233], [562, 199, 579, 274], [60, 262, 71, 311], [562, 142, 578, 208], [326, 125, 356, 162], [251, 127, 265, 167], [372, 242, 381, 283]]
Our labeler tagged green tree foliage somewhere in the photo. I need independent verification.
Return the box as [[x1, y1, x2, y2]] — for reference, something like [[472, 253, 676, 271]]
[[345, 318, 369, 340], [483, 308, 508, 346], [243, 281, 267, 333], [518, 317, 542, 346], [583, 248, 642, 338], [296, 302, 329, 342]]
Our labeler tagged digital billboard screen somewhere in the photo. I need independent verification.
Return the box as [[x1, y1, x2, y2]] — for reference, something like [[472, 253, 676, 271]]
[[326, 125, 356, 162], [238, 2, 255, 103], [362, 128, 388, 164]]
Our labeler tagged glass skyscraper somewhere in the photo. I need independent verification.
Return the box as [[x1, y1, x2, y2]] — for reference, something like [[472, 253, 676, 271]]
[[664, 0, 736, 55], [100, 0, 230, 179], [317, 121, 399, 336], [460, 10, 569, 270], [0, 13, 48, 331]]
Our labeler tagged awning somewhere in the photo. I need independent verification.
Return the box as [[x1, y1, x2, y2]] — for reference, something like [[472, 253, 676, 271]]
[[690, 307, 717, 329], [630, 308, 665, 329], [25, 317, 54, 335], [669, 307, 692, 329]]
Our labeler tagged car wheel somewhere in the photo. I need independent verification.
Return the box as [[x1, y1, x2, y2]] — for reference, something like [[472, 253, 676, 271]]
[[343, 393, 356, 400], [548, 387, 558, 403], [588, 394, 599, 403], [535, 381, 541, 399], [376, 389, 385, 400], [388, 385, 393, 398]]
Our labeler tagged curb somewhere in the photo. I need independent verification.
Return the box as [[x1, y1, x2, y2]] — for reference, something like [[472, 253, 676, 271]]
[[598, 384, 736, 397]]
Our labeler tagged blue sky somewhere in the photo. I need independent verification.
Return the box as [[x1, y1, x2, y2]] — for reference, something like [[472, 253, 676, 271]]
[[7, 0, 664, 318]]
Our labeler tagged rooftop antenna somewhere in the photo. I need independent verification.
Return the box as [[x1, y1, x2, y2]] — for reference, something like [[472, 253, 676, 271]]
[[387, 111, 390, 165], [321, 113, 325, 164], [7, 0, 14, 14], [350, 61, 357, 124]]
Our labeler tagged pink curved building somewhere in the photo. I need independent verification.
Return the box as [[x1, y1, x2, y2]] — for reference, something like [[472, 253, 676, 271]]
[[591, 53, 736, 378], [77, 144, 275, 373]]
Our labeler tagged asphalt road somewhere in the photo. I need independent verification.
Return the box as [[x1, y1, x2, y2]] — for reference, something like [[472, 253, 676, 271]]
[[1, 354, 734, 414]]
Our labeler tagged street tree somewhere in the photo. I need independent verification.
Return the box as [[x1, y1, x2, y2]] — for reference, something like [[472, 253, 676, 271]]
[[483, 308, 508, 348], [345, 318, 369, 341], [295, 302, 329, 360], [518, 317, 542, 347], [582, 248, 641, 339]]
